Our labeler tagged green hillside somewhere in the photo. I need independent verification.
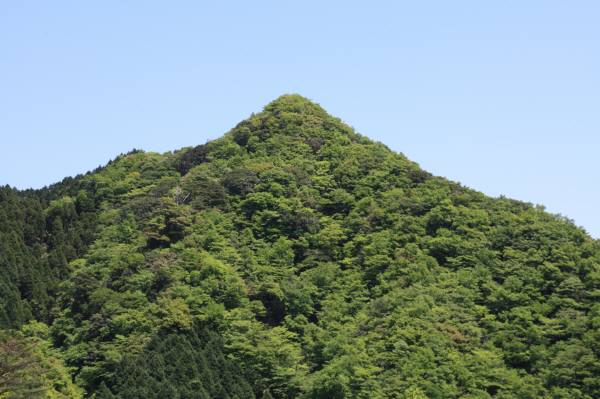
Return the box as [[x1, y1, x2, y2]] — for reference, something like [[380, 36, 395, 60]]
[[1, 95, 599, 399]]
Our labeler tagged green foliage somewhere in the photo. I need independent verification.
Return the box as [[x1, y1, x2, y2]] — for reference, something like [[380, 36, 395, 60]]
[[98, 325, 254, 399], [0, 323, 82, 399], [1, 94, 599, 398]]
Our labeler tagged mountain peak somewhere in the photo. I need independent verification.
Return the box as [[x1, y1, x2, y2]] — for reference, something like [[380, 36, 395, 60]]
[[225, 94, 361, 151], [263, 94, 329, 117]]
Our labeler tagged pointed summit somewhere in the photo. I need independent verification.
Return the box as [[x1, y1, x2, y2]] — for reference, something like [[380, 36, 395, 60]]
[[175, 94, 370, 175], [227, 94, 362, 152], [263, 94, 331, 118]]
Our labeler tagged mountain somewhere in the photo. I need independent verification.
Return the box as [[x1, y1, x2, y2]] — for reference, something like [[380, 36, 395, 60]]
[[1, 94, 599, 399]]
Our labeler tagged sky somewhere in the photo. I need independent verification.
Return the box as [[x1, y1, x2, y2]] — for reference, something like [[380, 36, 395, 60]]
[[1, 1, 598, 237]]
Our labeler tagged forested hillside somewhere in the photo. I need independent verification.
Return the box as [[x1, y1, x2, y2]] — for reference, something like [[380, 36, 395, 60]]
[[1, 95, 599, 399]]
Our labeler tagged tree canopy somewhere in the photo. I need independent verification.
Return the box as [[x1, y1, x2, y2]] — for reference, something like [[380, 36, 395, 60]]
[[1, 94, 599, 398]]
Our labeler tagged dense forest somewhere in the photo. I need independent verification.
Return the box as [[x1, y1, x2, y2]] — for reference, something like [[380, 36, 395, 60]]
[[1, 95, 599, 398]]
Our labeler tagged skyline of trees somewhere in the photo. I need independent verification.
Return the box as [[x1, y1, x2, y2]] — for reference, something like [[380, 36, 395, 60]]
[[0, 95, 599, 398]]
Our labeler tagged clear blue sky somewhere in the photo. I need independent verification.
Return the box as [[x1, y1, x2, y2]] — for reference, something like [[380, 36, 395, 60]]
[[1, 2, 598, 237]]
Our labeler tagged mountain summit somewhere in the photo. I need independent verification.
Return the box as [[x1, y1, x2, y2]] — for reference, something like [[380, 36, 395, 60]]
[[1, 96, 599, 398], [227, 94, 363, 146]]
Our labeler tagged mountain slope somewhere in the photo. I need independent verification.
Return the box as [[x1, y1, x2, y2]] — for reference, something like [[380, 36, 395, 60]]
[[1, 94, 599, 399]]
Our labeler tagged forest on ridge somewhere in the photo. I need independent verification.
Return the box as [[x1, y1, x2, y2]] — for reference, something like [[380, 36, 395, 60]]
[[1, 95, 599, 399]]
